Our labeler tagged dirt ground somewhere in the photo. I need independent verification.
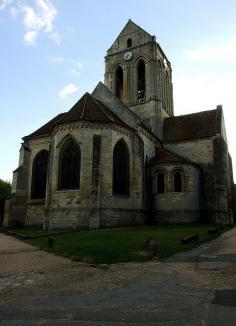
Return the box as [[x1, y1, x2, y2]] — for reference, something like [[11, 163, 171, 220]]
[[1, 229, 236, 325], [0, 233, 158, 304]]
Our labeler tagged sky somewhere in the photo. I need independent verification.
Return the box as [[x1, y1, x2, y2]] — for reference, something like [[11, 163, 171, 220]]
[[1, 0, 236, 181]]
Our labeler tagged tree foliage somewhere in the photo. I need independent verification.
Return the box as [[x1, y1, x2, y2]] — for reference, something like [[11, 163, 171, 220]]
[[0, 179, 11, 202]]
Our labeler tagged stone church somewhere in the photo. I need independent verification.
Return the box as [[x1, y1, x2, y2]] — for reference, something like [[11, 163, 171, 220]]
[[4, 20, 235, 230]]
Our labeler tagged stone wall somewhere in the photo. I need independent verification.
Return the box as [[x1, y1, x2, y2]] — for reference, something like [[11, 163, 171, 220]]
[[164, 138, 214, 165], [48, 207, 90, 230], [41, 122, 146, 230], [151, 163, 200, 223], [100, 208, 146, 228], [4, 142, 31, 227], [164, 136, 234, 224], [25, 202, 45, 227], [209, 136, 234, 224]]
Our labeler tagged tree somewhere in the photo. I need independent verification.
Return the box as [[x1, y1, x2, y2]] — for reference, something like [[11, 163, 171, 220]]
[[0, 179, 11, 225]]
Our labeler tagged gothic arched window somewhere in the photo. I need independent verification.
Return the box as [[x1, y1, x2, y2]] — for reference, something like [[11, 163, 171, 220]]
[[173, 170, 184, 192], [58, 138, 81, 190], [113, 139, 130, 195], [137, 59, 146, 101], [157, 172, 165, 194], [115, 66, 123, 100], [127, 38, 132, 48], [31, 150, 49, 199]]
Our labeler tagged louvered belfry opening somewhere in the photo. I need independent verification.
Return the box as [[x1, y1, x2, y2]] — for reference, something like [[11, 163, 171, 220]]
[[58, 139, 81, 190], [137, 59, 146, 101], [127, 38, 132, 48], [31, 150, 49, 199], [113, 139, 130, 195], [115, 66, 124, 100]]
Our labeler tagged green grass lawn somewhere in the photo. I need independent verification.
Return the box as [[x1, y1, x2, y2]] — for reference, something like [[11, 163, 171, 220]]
[[8, 224, 231, 265]]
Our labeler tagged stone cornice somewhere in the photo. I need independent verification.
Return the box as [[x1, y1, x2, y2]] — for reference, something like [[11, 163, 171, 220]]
[[53, 121, 133, 138]]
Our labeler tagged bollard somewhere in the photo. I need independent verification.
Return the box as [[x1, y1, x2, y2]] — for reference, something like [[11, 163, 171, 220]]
[[146, 238, 157, 255], [48, 236, 55, 248]]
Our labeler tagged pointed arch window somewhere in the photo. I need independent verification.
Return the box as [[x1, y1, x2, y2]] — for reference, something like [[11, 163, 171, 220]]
[[172, 170, 184, 192], [115, 66, 123, 101], [58, 138, 81, 190], [31, 150, 49, 199], [137, 59, 146, 101], [113, 139, 130, 195]]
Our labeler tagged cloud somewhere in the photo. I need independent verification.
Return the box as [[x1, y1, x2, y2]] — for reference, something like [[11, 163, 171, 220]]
[[48, 56, 64, 63], [49, 31, 61, 45], [59, 83, 78, 99], [185, 37, 236, 61], [49, 56, 82, 76], [174, 71, 236, 113], [24, 30, 37, 45], [0, 0, 12, 11], [71, 62, 82, 76], [173, 70, 236, 175], [0, 0, 60, 45], [21, 0, 59, 45], [9, 6, 18, 17]]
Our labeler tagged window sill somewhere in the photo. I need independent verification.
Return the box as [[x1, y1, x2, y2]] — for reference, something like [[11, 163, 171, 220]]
[[27, 199, 45, 205], [113, 193, 130, 198], [56, 189, 80, 193]]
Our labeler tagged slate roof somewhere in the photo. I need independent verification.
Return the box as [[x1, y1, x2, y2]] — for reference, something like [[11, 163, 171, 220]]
[[23, 113, 66, 140], [164, 108, 221, 142], [149, 148, 193, 165], [24, 92, 130, 140], [58, 92, 129, 127]]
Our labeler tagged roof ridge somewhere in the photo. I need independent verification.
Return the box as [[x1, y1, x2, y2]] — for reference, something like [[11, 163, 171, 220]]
[[80, 92, 89, 119], [168, 108, 217, 120], [92, 82, 139, 119], [91, 96, 115, 122]]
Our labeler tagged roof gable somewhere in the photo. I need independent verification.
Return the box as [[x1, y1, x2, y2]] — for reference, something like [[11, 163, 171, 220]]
[[107, 19, 154, 55], [58, 92, 129, 128], [24, 91, 131, 140]]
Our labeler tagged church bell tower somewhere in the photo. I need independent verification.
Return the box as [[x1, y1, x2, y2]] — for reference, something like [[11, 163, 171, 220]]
[[104, 20, 174, 139]]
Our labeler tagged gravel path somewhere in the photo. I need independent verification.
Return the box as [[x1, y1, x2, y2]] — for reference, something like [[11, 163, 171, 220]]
[[1, 228, 236, 325], [0, 233, 155, 304]]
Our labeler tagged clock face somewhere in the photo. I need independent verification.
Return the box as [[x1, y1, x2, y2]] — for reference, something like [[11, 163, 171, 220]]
[[123, 51, 133, 61]]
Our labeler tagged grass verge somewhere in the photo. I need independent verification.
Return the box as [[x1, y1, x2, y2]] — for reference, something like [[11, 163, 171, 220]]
[[7, 224, 231, 265]]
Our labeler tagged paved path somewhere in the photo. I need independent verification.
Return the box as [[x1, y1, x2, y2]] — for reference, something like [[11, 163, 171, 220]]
[[1, 229, 236, 325]]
